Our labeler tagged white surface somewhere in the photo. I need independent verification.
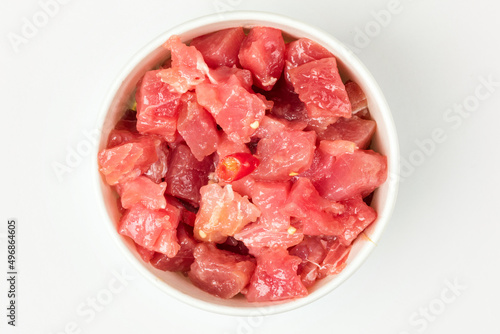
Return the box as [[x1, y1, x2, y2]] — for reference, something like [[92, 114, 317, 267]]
[[1, 0, 499, 333]]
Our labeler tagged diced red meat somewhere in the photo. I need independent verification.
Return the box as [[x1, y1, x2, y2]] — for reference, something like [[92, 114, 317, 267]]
[[165, 144, 214, 206], [152, 229, 180, 257], [135, 70, 182, 142], [117, 176, 167, 210], [158, 35, 209, 93], [164, 195, 197, 227], [217, 236, 250, 256], [182, 210, 197, 227], [345, 81, 368, 114], [144, 141, 169, 183], [152, 200, 181, 257], [253, 130, 316, 181], [289, 58, 351, 124], [188, 243, 255, 299], [318, 140, 357, 157], [118, 203, 179, 256], [107, 129, 139, 148], [216, 131, 251, 159], [284, 38, 333, 86], [252, 115, 307, 140], [283, 178, 344, 236], [177, 93, 218, 161], [264, 78, 309, 122], [190, 27, 245, 68], [318, 237, 351, 278], [334, 195, 377, 246], [208, 66, 253, 91], [238, 27, 285, 91], [150, 223, 198, 272], [289, 236, 328, 287], [315, 149, 387, 201], [135, 243, 155, 263], [166, 131, 186, 150], [194, 184, 261, 243], [98, 136, 159, 186], [318, 117, 376, 150], [354, 108, 371, 119], [196, 81, 266, 143], [299, 145, 336, 185], [245, 248, 308, 302], [250, 181, 291, 229], [221, 175, 255, 199], [234, 222, 304, 256]]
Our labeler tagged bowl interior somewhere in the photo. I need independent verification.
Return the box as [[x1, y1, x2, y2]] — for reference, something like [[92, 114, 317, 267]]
[[95, 11, 399, 316]]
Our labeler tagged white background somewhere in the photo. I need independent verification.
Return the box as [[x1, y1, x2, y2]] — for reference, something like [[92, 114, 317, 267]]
[[1, 0, 499, 333]]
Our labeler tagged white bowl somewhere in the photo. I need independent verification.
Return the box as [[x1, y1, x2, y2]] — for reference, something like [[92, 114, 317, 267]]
[[92, 11, 400, 316]]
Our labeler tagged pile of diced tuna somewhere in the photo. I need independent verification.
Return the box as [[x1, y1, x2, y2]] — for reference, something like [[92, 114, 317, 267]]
[[98, 26, 387, 302]]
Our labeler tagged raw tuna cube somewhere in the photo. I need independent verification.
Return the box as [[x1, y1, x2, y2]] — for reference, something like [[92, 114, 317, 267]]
[[284, 38, 333, 86], [250, 181, 291, 229], [150, 223, 198, 272], [118, 203, 179, 254], [344, 80, 368, 114], [153, 229, 180, 257], [221, 175, 255, 199], [216, 131, 251, 159], [316, 149, 387, 201], [264, 78, 309, 122], [117, 176, 167, 210], [194, 184, 261, 243], [188, 243, 255, 299], [217, 236, 250, 256], [196, 81, 266, 143], [98, 136, 159, 186], [190, 27, 245, 68], [283, 178, 344, 236], [164, 195, 197, 227], [335, 195, 377, 246], [152, 200, 181, 257], [289, 236, 328, 287], [299, 147, 336, 185], [144, 141, 169, 183], [245, 247, 308, 302], [177, 93, 218, 161], [262, 78, 339, 131], [135, 243, 155, 263], [253, 130, 316, 181], [318, 117, 376, 150], [238, 27, 285, 91], [233, 181, 302, 254], [165, 144, 214, 206], [252, 115, 307, 140], [208, 66, 253, 91], [135, 70, 182, 142], [158, 35, 209, 93], [318, 140, 357, 157], [318, 237, 351, 278], [355, 107, 371, 120], [181, 210, 197, 227], [289, 58, 352, 123], [107, 129, 139, 148], [234, 221, 304, 256]]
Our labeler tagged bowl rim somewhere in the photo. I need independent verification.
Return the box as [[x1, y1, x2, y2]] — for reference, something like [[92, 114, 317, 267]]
[[92, 10, 400, 316]]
